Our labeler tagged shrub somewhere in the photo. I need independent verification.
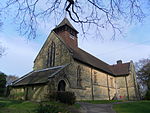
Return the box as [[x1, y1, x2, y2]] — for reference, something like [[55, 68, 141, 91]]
[[35, 103, 60, 113], [46, 91, 76, 105], [57, 91, 76, 105], [144, 90, 150, 100]]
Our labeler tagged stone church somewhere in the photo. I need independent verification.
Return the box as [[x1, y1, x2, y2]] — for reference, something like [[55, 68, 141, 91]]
[[10, 18, 139, 101]]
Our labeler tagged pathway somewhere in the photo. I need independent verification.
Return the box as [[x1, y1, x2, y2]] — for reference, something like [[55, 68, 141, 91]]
[[78, 102, 116, 113]]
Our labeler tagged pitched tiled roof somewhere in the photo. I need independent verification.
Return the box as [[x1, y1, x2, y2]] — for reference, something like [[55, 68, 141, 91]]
[[110, 63, 130, 76], [53, 18, 78, 33], [68, 46, 130, 76], [12, 65, 67, 86], [70, 47, 113, 74]]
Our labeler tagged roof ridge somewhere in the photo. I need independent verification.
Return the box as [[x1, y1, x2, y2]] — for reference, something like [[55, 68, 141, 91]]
[[53, 18, 78, 32], [48, 64, 69, 78], [110, 62, 130, 66], [34, 65, 67, 73]]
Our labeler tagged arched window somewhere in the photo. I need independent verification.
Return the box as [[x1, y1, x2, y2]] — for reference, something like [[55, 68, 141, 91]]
[[47, 41, 55, 67], [77, 66, 82, 87], [93, 74, 97, 83]]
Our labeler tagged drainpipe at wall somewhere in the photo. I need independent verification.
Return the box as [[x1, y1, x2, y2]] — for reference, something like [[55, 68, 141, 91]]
[[91, 68, 94, 100], [125, 76, 129, 100], [107, 74, 110, 100]]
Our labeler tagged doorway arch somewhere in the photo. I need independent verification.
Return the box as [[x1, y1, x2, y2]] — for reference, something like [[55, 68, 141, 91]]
[[58, 80, 66, 91]]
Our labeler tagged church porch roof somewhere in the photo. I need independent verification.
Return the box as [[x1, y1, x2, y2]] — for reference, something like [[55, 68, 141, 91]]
[[12, 65, 68, 86]]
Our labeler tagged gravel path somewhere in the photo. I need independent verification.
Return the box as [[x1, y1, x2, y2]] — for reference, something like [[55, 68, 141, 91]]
[[78, 102, 116, 113]]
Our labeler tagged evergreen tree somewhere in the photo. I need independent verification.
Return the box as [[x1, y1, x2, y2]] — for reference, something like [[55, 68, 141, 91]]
[[0, 72, 7, 96]]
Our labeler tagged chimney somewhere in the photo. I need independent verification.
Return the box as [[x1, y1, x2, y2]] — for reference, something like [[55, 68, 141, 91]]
[[117, 60, 122, 64]]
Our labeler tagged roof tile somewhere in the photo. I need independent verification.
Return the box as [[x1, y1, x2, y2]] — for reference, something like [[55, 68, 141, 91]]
[[13, 65, 67, 86]]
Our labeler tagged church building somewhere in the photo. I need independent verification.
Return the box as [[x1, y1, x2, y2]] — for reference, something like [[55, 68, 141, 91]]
[[10, 18, 139, 101]]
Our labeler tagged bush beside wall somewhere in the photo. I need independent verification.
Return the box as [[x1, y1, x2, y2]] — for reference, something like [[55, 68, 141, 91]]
[[46, 91, 76, 105], [144, 90, 150, 100]]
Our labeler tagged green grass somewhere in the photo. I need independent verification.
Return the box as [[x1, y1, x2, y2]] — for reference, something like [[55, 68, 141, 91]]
[[73, 103, 81, 109], [113, 101, 150, 113], [79, 100, 123, 104], [0, 99, 38, 113], [0, 98, 71, 113]]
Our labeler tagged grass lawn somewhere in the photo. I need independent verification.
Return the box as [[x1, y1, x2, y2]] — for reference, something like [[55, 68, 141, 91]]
[[79, 100, 123, 104], [113, 101, 150, 113], [0, 99, 37, 113], [0, 98, 73, 113]]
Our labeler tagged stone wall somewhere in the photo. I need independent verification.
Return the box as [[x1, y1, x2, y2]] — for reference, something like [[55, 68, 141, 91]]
[[127, 61, 139, 100], [64, 60, 117, 100], [115, 62, 138, 100], [65, 60, 138, 100], [33, 32, 72, 70], [10, 85, 49, 101]]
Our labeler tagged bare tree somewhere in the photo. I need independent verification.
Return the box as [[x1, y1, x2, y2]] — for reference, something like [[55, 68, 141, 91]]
[[6, 75, 19, 86], [0, 0, 147, 39], [136, 59, 150, 86], [135, 58, 150, 98], [0, 43, 5, 57]]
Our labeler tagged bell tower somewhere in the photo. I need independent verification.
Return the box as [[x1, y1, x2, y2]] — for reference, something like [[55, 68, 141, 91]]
[[53, 18, 78, 48]]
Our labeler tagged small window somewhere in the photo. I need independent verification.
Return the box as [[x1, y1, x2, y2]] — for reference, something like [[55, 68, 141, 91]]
[[70, 30, 75, 39], [110, 78, 113, 87], [70, 34, 75, 39], [93, 74, 97, 83]]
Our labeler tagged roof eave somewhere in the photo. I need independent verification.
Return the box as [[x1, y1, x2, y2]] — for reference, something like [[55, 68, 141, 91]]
[[12, 81, 48, 87], [53, 24, 79, 33], [114, 73, 129, 77], [74, 58, 114, 76]]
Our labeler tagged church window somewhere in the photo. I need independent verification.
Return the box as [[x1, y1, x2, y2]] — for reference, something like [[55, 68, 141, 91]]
[[110, 78, 113, 87], [47, 41, 55, 67], [77, 66, 82, 87], [93, 74, 97, 83]]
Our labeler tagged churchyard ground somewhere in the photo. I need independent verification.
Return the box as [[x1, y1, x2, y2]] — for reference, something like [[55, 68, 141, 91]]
[[80, 100, 150, 113], [0, 98, 150, 113], [113, 100, 150, 113], [0, 97, 81, 113]]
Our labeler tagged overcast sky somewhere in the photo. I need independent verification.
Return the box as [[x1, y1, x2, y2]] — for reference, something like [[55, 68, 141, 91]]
[[0, 11, 150, 77]]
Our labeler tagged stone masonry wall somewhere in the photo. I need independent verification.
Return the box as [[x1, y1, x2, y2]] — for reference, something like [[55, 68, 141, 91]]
[[33, 32, 72, 70], [10, 85, 49, 101], [66, 60, 138, 100], [66, 60, 117, 100], [116, 62, 138, 100]]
